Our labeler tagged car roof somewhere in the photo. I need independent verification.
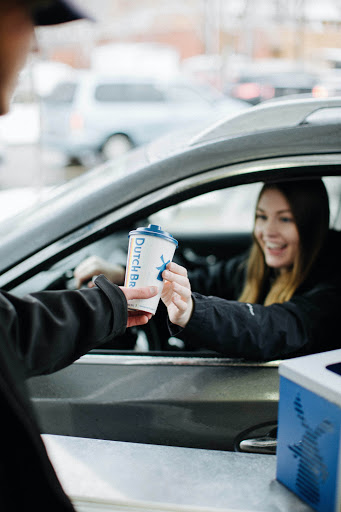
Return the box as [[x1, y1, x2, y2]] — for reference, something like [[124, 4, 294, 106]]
[[190, 96, 341, 145], [0, 96, 341, 280]]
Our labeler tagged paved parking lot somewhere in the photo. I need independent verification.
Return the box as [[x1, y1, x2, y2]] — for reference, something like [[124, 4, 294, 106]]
[[0, 144, 84, 189], [0, 144, 86, 222]]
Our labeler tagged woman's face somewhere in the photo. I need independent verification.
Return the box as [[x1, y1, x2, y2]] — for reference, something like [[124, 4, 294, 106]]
[[254, 187, 300, 273]]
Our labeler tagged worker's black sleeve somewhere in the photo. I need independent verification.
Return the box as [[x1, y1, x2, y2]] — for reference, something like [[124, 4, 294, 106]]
[[0, 275, 127, 377]]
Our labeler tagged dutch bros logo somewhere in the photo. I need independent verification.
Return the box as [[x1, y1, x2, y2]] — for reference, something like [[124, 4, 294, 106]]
[[126, 237, 145, 287], [156, 254, 170, 281], [126, 236, 170, 287]]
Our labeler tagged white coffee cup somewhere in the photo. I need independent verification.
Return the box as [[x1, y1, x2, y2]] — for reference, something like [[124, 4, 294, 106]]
[[124, 224, 178, 314]]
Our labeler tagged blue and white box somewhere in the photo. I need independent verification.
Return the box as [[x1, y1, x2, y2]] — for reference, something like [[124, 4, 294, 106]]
[[276, 349, 341, 512]]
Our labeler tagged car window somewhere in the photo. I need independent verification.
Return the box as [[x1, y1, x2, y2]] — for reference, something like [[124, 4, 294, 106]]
[[149, 182, 262, 234], [166, 86, 209, 103], [45, 82, 77, 103], [7, 175, 341, 355], [95, 83, 165, 102], [94, 83, 124, 102], [324, 176, 341, 230], [150, 177, 341, 235]]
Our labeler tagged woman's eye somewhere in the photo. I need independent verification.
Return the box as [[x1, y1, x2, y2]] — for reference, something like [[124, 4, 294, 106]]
[[280, 216, 293, 223], [255, 214, 267, 221]]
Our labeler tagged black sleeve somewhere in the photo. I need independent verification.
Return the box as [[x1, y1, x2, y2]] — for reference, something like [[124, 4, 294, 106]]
[[176, 281, 340, 361], [0, 275, 127, 378]]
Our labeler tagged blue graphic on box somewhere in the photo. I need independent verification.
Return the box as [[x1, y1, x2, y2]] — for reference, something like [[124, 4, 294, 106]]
[[276, 377, 341, 512], [288, 393, 333, 506]]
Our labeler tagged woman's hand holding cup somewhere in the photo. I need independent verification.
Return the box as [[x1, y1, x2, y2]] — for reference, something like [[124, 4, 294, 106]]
[[161, 262, 193, 328]]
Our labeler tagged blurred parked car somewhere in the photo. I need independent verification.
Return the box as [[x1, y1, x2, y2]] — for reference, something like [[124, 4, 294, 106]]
[[226, 70, 319, 105], [0, 96, 340, 461], [312, 70, 341, 98], [40, 71, 248, 163]]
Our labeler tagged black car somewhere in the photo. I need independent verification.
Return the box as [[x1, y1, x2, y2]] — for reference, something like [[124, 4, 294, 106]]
[[0, 96, 340, 455]]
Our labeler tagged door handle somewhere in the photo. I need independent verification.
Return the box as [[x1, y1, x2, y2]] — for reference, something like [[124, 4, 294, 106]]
[[239, 436, 277, 455]]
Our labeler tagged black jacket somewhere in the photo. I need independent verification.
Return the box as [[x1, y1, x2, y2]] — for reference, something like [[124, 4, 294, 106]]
[[175, 230, 341, 361], [0, 275, 127, 511]]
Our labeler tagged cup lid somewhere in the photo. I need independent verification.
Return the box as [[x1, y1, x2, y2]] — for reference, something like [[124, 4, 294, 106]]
[[128, 224, 178, 246]]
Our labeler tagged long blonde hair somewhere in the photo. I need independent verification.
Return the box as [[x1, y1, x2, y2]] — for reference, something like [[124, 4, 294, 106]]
[[239, 179, 330, 306]]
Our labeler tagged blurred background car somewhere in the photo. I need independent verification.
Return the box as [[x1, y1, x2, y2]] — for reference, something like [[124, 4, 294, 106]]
[[312, 70, 341, 98], [40, 71, 249, 164], [225, 69, 320, 105]]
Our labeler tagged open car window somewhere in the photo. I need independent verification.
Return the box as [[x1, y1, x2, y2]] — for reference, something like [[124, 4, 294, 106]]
[[149, 182, 262, 234], [150, 177, 341, 235], [9, 175, 341, 356]]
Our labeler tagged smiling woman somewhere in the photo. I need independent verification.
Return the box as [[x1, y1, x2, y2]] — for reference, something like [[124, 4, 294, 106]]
[[241, 179, 330, 305], [161, 178, 340, 361]]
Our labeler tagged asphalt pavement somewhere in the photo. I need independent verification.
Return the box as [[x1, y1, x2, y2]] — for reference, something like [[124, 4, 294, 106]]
[[0, 144, 84, 189], [0, 144, 86, 222]]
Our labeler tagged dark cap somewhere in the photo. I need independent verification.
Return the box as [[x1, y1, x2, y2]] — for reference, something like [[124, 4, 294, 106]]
[[32, 0, 93, 26]]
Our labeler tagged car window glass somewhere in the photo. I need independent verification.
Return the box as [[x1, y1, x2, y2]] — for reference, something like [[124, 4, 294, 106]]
[[324, 176, 341, 230], [150, 177, 341, 235], [125, 84, 165, 102], [166, 86, 208, 103], [45, 82, 77, 103], [94, 83, 124, 102], [95, 83, 165, 102], [149, 183, 262, 234]]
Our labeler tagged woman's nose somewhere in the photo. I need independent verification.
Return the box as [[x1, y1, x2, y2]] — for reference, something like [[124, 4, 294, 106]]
[[263, 218, 278, 236]]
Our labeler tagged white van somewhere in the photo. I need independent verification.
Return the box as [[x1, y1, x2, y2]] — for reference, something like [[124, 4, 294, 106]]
[[40, 71, 248, 163]]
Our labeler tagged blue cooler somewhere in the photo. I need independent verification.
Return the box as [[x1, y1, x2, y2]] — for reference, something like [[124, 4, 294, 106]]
[[276, 349, 341, 512]]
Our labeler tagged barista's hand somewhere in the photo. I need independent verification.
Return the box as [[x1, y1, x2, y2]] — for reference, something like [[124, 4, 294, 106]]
[[161, 262, 193, 328], [120, 286, 158, 327], [74, 256, 125, 288]]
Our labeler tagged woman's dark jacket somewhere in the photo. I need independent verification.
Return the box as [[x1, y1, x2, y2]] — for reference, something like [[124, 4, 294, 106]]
[[0, 275, 127, 511], [176, 230, 341, 361]]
